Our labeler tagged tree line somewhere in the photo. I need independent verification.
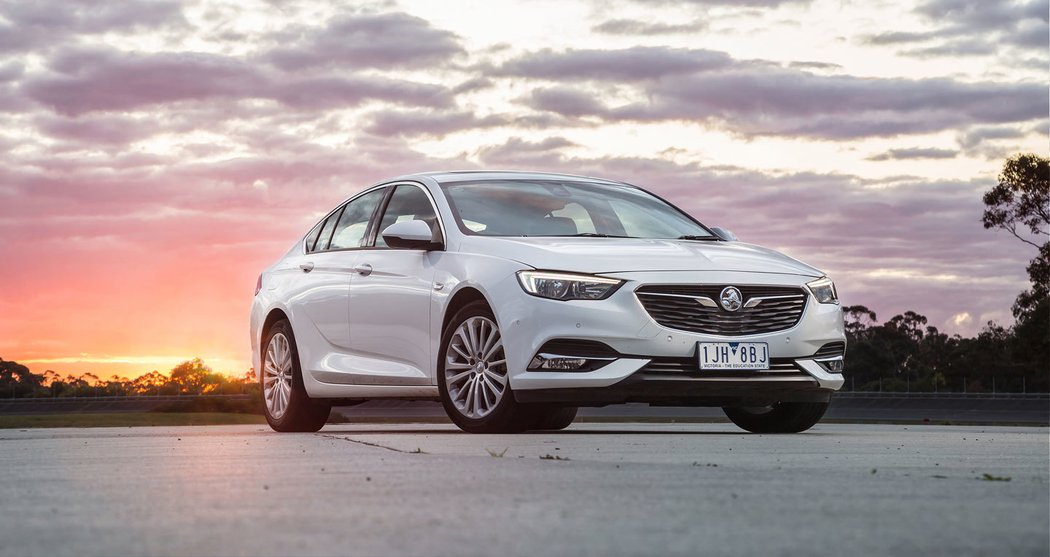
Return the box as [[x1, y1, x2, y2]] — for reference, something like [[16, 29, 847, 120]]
[[0, 358, 259, 399], [841, 306, 1045, 393]]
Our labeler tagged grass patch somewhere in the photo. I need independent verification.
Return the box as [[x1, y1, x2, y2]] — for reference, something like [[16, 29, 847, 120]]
[[151, 398, 262, 414], [0, 412, 266, 429]]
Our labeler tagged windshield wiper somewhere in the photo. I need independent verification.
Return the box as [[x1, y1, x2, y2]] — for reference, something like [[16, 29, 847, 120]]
[[677, 235, 721, 241], [564, 233, 633, 238]]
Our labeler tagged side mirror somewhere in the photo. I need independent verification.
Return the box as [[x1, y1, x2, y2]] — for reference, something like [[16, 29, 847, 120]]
[[382, 220, 443, 251], [710, 227, 737, 241]]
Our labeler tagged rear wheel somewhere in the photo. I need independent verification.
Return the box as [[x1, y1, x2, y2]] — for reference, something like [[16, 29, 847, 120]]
[[438, 301, 532, 433], [723, 401, 829, 433], [261, 320, 331, 432]]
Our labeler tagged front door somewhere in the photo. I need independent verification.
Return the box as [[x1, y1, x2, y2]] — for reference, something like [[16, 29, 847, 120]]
[[347, 184, 441, 386]]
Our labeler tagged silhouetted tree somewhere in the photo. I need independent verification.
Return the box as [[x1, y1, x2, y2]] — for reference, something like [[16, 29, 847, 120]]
[[132, 370, 168, 395], [169, 358, 211, 395], [843, 305, 878, 339], [982, 153, 1049, 249], [0, 358, 43, 398], [0, 357, 262, 398], [981, 153, 1049, 391]]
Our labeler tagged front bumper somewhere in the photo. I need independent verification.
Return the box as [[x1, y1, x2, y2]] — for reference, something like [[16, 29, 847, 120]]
[[496, 270, 845, 401], [514, 375, 835, 407]]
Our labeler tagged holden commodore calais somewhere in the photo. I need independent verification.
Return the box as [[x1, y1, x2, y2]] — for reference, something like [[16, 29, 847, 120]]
[[250, 171, 846, 433]]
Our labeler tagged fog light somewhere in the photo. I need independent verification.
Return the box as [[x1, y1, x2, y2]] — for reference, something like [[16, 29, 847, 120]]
[[529, 355, 589, 370], [816, 356, 844, 373]]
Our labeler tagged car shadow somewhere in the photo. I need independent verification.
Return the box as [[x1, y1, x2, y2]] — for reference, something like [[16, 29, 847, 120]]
[[319, 427, 754, 436]]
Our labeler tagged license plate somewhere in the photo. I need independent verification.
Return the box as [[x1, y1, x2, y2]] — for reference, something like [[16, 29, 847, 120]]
[[698, 342, 769, 370]]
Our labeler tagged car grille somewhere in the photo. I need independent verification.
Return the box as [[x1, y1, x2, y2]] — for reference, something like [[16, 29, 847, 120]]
[[635, 284, 808, 336]]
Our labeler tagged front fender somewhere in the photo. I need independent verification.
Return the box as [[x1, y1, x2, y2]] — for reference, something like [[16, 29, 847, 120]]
[[429, 252, 532, 383]]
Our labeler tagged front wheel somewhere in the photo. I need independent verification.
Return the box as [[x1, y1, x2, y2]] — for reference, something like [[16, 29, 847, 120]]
[[723, 401, 829, 433], [438, 301, 533, 433], [261, 319, 331, 432]]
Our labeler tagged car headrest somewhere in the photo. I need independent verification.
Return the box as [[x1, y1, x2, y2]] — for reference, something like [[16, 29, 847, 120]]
[[538, 216, 578, 236]]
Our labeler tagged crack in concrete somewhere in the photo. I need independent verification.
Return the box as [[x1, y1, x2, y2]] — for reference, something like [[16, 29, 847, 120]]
[[319, 433, 427, 454]]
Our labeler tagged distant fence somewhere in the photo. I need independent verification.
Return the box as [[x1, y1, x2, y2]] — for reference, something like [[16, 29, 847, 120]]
[[835, 391, 1049, 400], [0, 394, 253, 415], [1, 393, 1047, 424], [0, 394, 253, 403]]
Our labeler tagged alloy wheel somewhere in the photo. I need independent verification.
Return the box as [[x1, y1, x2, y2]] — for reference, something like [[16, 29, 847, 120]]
[[444, 316, 508, 418], [263, 332, 293, 419]]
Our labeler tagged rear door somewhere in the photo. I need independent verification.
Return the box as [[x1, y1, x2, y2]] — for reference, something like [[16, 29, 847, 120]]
[[292, 187, 387, 350]]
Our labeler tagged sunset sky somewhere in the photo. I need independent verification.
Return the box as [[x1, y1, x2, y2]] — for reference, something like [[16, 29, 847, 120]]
[[0, 0, 1046, 379]]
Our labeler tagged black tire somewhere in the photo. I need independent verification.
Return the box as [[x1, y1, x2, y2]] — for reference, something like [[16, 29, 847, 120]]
[[722, 401, 829, 433], [525, 405, 578, 431], [438, 300, 532, 433], [260, 319, 331, 432]]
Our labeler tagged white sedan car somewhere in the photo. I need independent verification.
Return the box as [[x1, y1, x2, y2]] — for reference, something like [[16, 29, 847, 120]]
[[251, 171, 845, 433]]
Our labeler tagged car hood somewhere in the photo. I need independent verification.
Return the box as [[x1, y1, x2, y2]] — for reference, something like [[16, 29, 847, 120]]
[[460, 237, 824, 277]]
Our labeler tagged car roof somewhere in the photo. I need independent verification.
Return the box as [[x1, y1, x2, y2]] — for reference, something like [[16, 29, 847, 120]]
[[389, 170, 633, 187]]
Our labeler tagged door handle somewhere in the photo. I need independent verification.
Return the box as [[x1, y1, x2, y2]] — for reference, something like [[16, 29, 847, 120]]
[[299, 262, 314, 273], [354, 263, 373, 276]]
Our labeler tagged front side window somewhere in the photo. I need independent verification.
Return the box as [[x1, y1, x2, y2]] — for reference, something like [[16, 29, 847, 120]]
[[374, 185, 440, 248], [329, 188, 386, 250], [440, 180, 714, 239]]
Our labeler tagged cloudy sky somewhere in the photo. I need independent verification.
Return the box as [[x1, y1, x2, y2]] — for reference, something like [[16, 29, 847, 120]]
[[0, 0, 1046, 378]]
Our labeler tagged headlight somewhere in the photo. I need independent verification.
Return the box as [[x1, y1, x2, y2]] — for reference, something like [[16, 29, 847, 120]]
[[806, 277, 838, 304], [516, 271, 624, 301]]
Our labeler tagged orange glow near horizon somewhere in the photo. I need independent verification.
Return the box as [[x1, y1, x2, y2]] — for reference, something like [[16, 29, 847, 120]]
[[0, 241, 273, 379], [13, 355, 250, 380]]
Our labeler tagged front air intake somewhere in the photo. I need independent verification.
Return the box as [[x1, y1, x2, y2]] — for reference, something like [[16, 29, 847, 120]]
[[527, 339, 619, 372]]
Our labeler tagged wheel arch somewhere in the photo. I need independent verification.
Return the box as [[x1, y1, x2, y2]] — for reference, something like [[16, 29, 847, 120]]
[[441, 286, 491, 336], [262, 308, 290, 339]]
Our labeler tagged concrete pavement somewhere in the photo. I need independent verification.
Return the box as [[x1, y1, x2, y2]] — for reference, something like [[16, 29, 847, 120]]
[[0, 423, 1047, 557], [332, 396, 1050, 425]]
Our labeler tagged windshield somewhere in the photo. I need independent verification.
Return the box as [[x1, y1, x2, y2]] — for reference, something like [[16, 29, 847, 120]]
[[440, 180, 716, 239]]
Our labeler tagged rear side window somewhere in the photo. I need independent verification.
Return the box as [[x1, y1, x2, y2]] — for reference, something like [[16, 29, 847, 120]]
[[311, 211, 341, 252], [304, 220, 325, 253], [330, 188, 386, 250]]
